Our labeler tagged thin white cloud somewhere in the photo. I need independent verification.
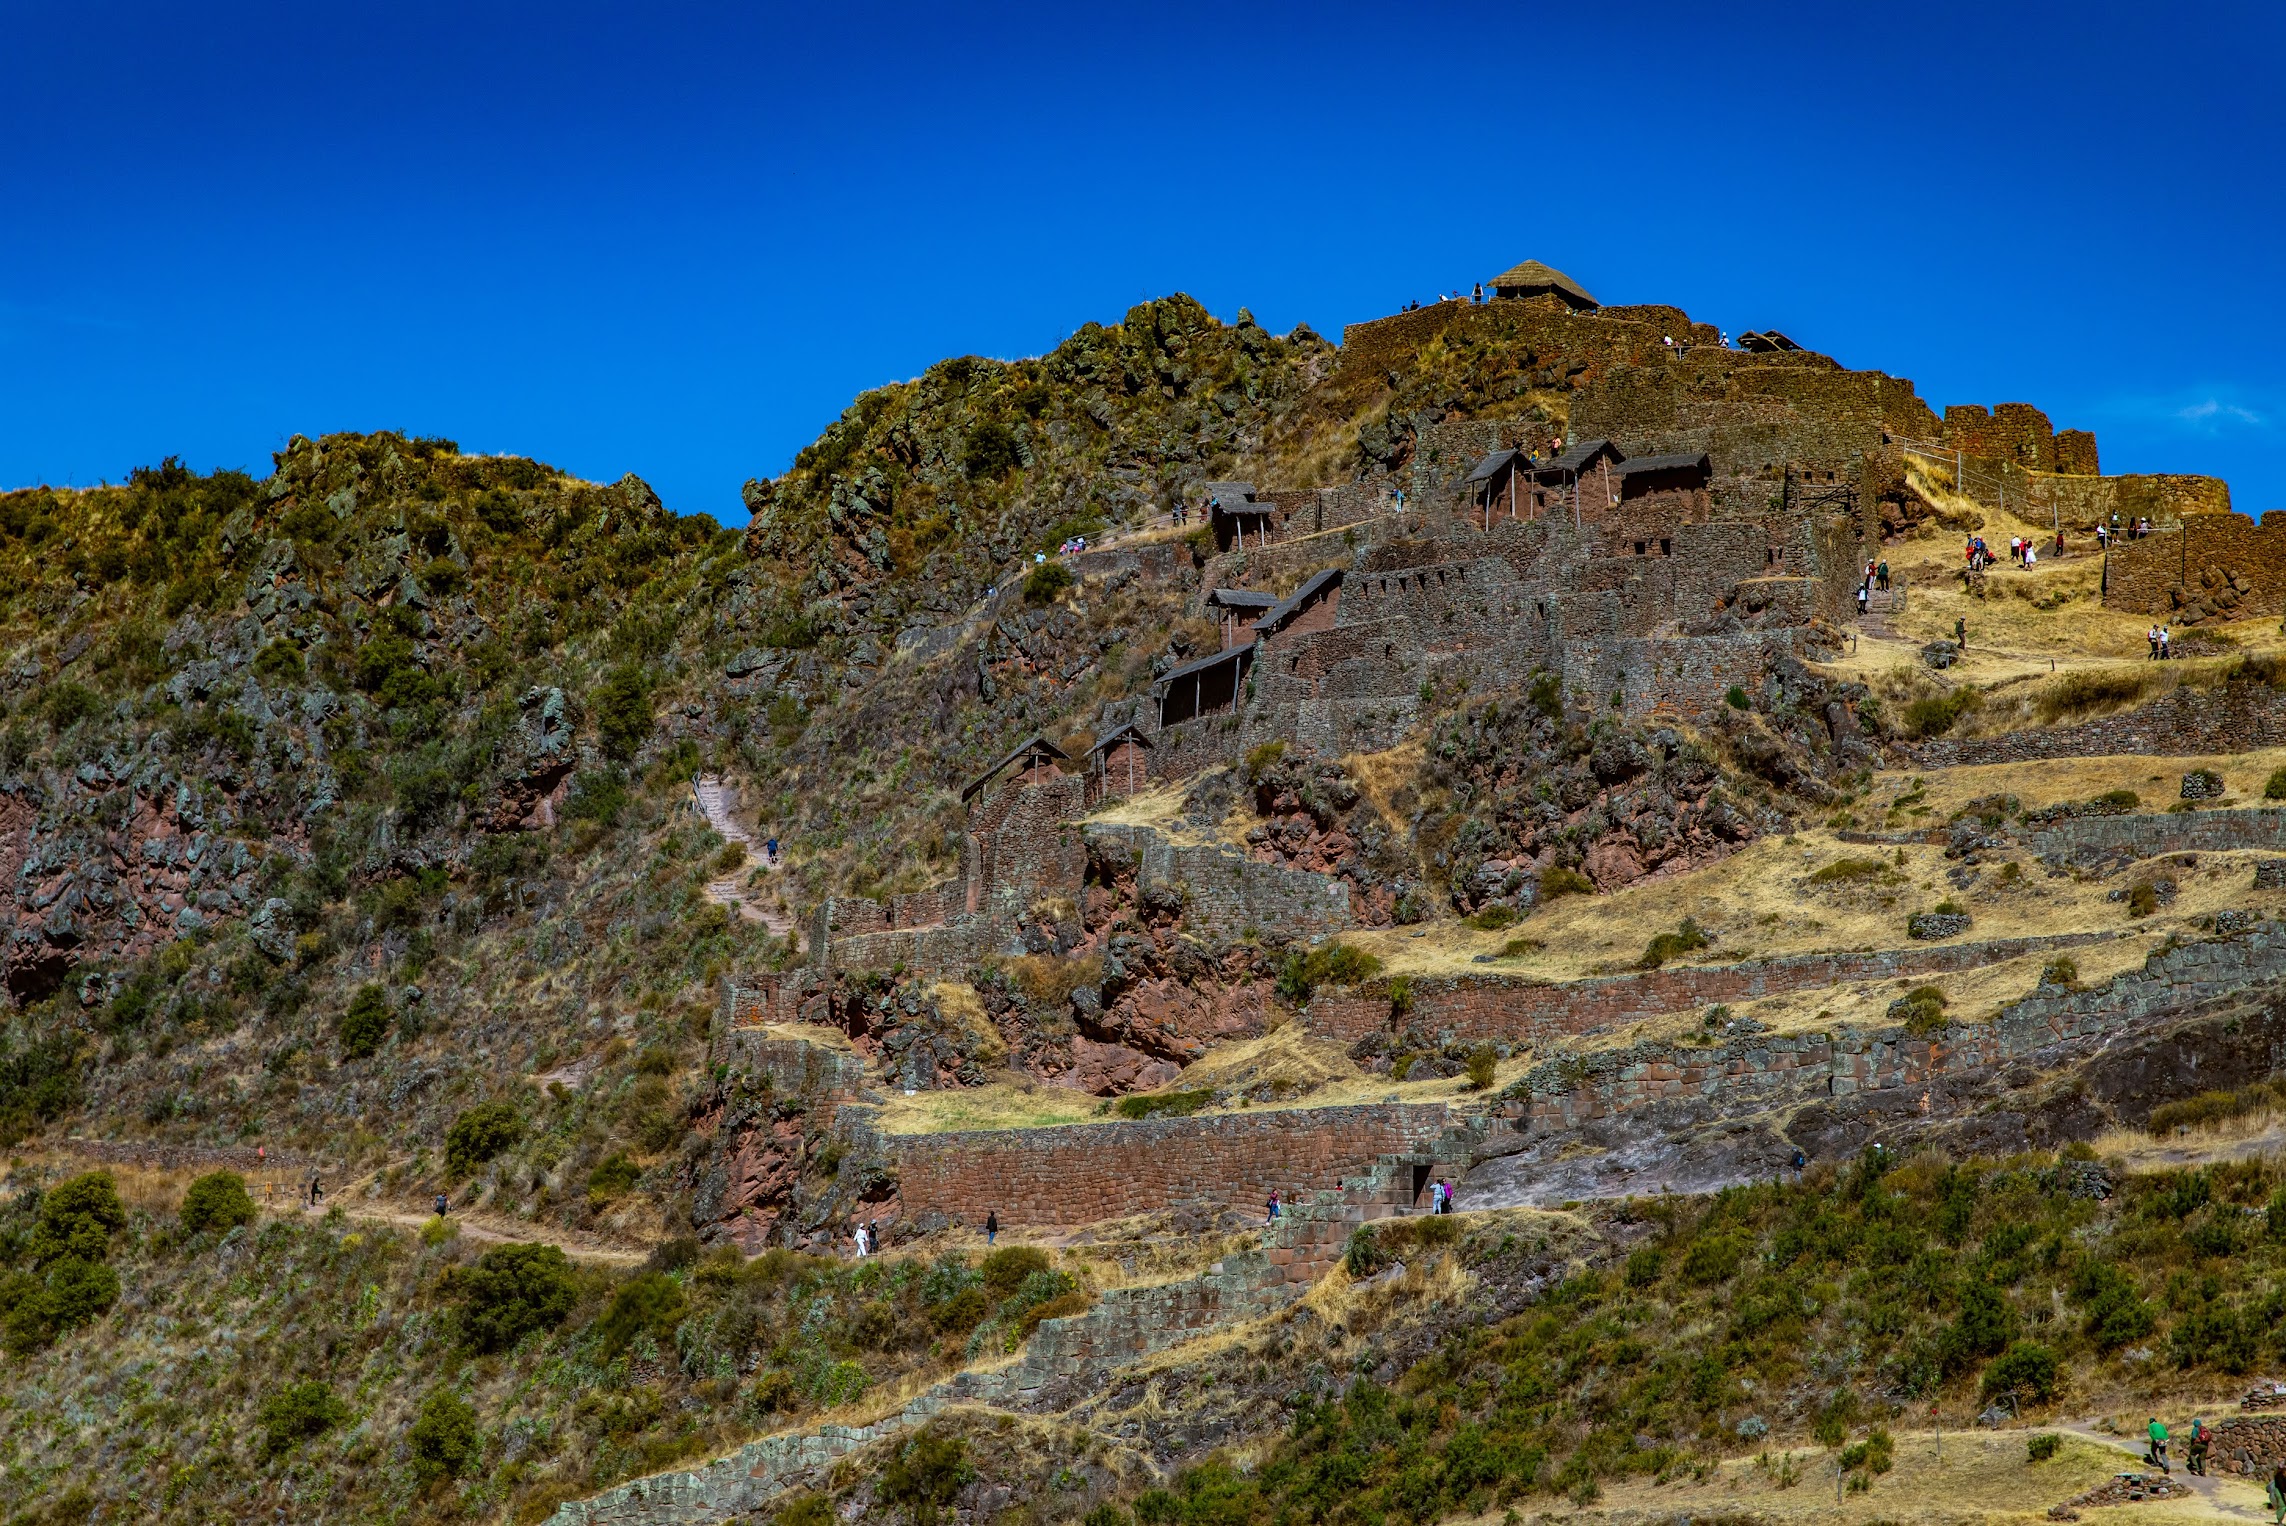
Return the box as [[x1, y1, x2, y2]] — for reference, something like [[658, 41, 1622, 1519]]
[[2175, 398, 2265, 429]]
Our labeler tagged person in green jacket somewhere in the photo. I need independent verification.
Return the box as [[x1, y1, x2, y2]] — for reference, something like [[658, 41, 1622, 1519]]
[[2146, 1417, 2170, 1473], [2265, 1461, 2286, 1524]]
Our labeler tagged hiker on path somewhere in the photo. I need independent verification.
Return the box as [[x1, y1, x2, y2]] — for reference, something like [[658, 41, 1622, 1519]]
[[984, 1210, 999, 1246], [2160, 627, 2172, 660], [765, 836, 779, 866], [1876, 561, 1890, 591], [1265, 1190, 1281, 1224], [434, 1192, 448, 1217], [1856, 585, 1868, 618], [2146, 1416, 2170, 1473], [1955, 617, 1967, 648], [2024, 543, 2036, 569], [2187, 1418, 2209, 1475], [2268, 1461, 2286, 1524], [2148, 626, 2161, 660], [867, 1220, 881, 1256]]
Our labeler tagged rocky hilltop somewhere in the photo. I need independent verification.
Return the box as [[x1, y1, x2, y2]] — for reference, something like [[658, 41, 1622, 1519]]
[[7, 269, 2286, 1526]]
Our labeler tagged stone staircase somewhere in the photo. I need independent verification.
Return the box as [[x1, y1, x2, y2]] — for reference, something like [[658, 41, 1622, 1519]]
[[547, 1121, 1491, 1525], [692, 775, 792, 936]]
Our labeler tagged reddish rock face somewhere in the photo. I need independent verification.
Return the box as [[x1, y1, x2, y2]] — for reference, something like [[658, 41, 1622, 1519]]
[[1, 784, 269, 1004], [716, 1112, 807, 1251]]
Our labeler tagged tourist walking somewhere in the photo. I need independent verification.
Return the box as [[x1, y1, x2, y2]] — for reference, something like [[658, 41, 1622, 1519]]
[[1265, 1189, 1281, 1224], [2146, 1416, 2170, 1473], [1856, 585, 1868, 618], [2160, 626, 2172, 659], [2187, 1418, 2209, 1476], [2268, 1461, 2286, 1524], [1876, 561, 1890, 591], [2148, 626, 2160, 660], [434, 1192, 448, 1217], [984, 1210, 998, 1246]]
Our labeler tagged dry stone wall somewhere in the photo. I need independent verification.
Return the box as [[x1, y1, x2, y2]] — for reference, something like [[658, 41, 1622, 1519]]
[[1517, 921, 2286, 1132], [1305, 933, 2115, 1044], [1910, 679, 2286, 767], [867, 1101, 1451, 1227]]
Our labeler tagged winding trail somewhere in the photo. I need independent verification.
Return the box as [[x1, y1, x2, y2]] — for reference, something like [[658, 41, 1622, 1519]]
[[692, 775, 794, 935]]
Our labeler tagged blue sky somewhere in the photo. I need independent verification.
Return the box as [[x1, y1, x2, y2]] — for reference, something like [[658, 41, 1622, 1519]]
[[4, 1, 2281, 524]]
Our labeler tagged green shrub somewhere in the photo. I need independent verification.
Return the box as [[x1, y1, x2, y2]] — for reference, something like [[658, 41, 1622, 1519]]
[[41, 682, 104, 733], [447, 1242, 576, 1352], [1465, 1045, 1498, 1091], [880, 1426, 973, 1526], [1527, 670, 1563, 720], [962, 422, 1022, 481], [1680, 1233, 1747, 1285], [981, 1246, 1051, 1295], [1112, 1089, 1211, 1120], [179, 1171, 256, 1234], [444, 1101, 522, 1179], [1538, 864, 1594, 901], [587, 1151, 641, 1204], [251, 638, 306, 685], [1464, 904, 1517, 931], [1725, 685, 1750, 710], [259, 1380, 348, 1458], [2267, 767, 2286, 801], [1624, 1246, 1663, 1288], [1640, 917, 1710, 970], [564, 767, 629, 826], [1809, 856, 1890, 885], [1902, 687, 1980, 739], [2126, 882, 2160, 918], [409, 1388, 481, 1483], [1980, 1340, 2059, 1403], [2041, 956, 2079, 988], [1387, 975, 1414, 1018], [592, 666, 654, 761], [2028, 1432, 2062, 1462], [929, 1286, 988, 1333], [338, 983, 390, 1059], [1839, 1427, 1894, 1478], [31, 1172, 125, 1264], [1890, 985, 1949, 1036], [1276, 942, 1384, 1003], [1343, 1223, 1385, 1279], [595, 1271, 689, 1356], [776, 1495, 838, 1526], [1023, 560, 1075, 606], [1242, 740, 1286, 782]]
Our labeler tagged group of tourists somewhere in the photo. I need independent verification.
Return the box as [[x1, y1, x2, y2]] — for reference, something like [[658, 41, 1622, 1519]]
[[1854, 560, 1892, 618], [852, 1219, 884, 1256], [1056, 535, 1091, 556], [2146, 625, 2176, 660]]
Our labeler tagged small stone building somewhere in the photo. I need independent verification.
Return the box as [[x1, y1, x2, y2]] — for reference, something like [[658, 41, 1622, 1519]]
[[1204, 481, 1279, 553], [1156, 643, 1254, 728], [1488, 259, 1598, 311], [1205, 586, 1278, 649], [1528, 439, 1627, 521], [1084, 722, 1154, 803]]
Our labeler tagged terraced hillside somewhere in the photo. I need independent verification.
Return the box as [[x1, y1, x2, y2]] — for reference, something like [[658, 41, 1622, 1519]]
[[7, 270, 2286, 1526]]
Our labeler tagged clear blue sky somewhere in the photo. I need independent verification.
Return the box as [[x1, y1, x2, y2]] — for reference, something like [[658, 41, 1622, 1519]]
[[5, 2, 2281, 524]]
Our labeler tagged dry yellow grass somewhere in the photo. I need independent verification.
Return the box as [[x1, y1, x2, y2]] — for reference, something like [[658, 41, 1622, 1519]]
[[870, 1075, 1102, 1134], [1573, 1427, 2245, 1526]]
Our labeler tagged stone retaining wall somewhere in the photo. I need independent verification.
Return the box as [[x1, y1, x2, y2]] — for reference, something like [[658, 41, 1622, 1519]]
[[2026, 808, 2286, 868], [1519, 921, 2286, 1131], [2214, 1414, 2286, 1474], [1305, 934, 2113, 1045], [1086, 823, 1352, 946], [870, 1102, 1451, 1227], [1910, 679, 2286, 767]]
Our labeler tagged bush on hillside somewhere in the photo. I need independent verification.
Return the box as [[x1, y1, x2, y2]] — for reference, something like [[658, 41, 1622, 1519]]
[[338, 983, 390, 1060], [1640, 917, 1710, 970], [594, 1271, 688, 1357], [409, 1388, 481, 1483], [179, 1171, 256, 1234], [446, 1242, 577, 1353], [1537, 864, 1593, 901], [1023, 559, 1074, 606], [1276, 942, 1383, 1003], [444, 1101, 522, 1179], [1465, 1045, 1498, 1091], [592, 666, 654, 762], [259, 1381, 349, 1459], [1980, 1340, 2060, 1403], [2028, 1432, 2062, 1462], [1112, 1089, 1210, 1120], [981, 1246, 1050, 1296], [880, 1426, 973, 1526], [1902, 687, 1980, 739]]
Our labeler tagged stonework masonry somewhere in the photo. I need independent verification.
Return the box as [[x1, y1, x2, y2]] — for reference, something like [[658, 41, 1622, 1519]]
[[1304, 933, 2116, 1045], [1910, 680, 2286, 768], [1516, 921, 2286, 1133], [1083, 823, 1354, 945], [2023, 808, 2286, 868], [862, 1101, 1454, 1227], [2103, 513, 2286, 622]]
